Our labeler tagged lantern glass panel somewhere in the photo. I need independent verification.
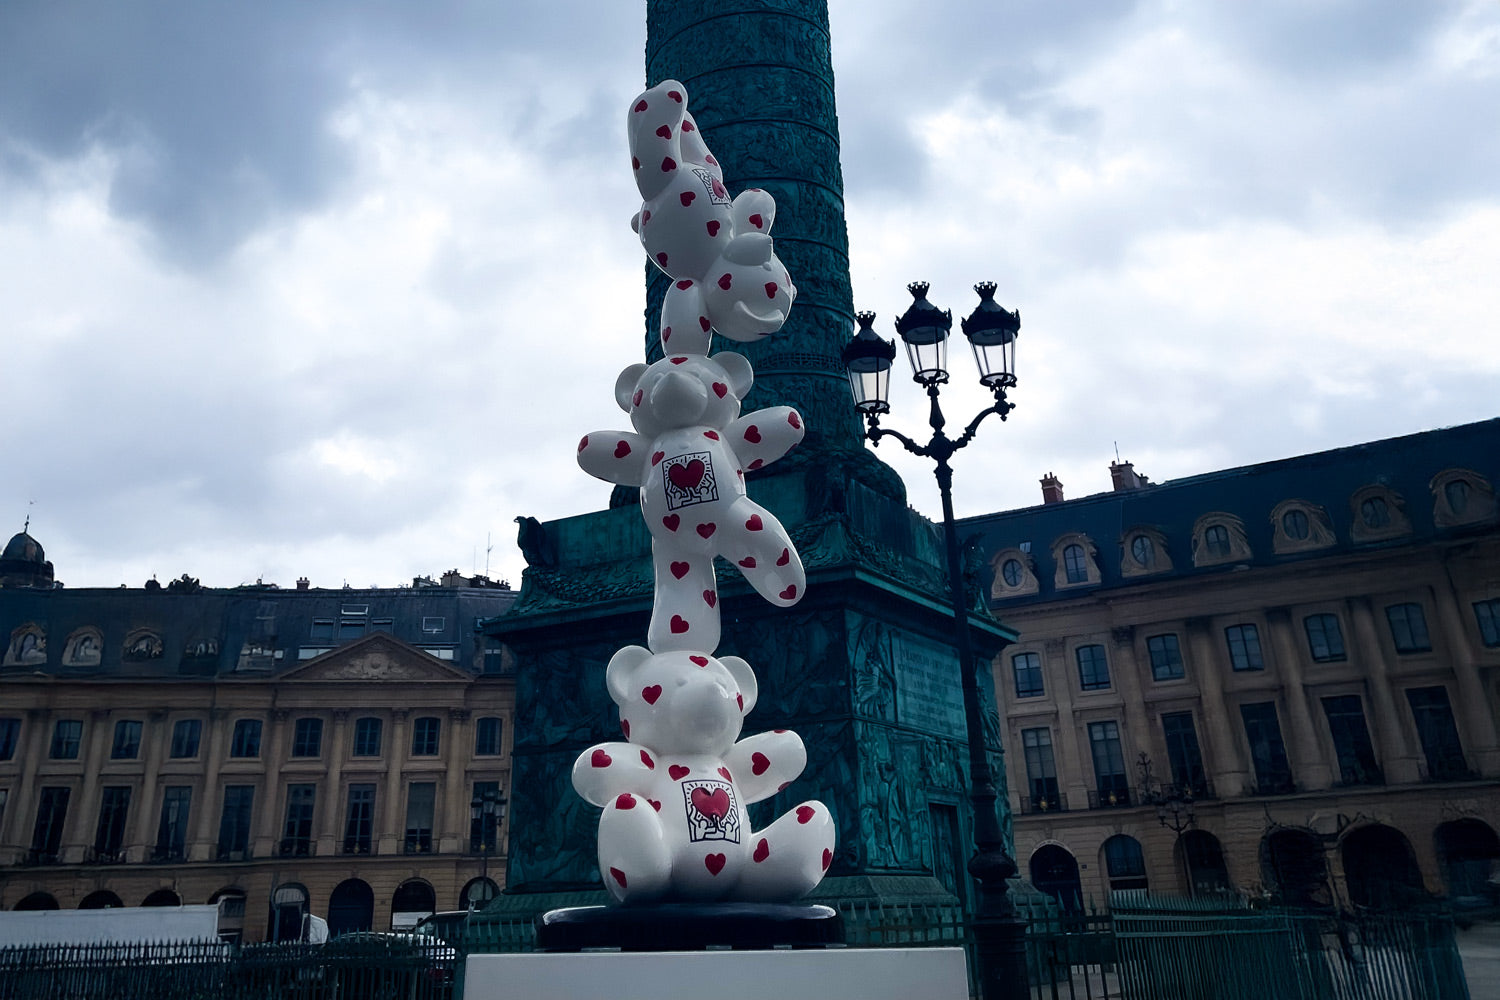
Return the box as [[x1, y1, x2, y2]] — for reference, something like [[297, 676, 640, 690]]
[[846, 365, 891, 414], [902, 326, 949, 384], [968, 329, 1017, 388]]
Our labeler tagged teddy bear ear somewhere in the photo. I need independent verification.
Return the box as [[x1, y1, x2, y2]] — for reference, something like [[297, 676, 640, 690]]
[[711, 351, 754, 400], [718, 655, 758, 715], [731, 188, 776, 234], [614, 364, 648, 412], [722, 232, 773, 267], [606, 645, 652, 705]]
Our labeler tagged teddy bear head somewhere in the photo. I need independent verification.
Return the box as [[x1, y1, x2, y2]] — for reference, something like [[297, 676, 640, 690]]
[[614, 351, 754, 439], [700, 189, 797, 343], [606, 645, 758, 755]]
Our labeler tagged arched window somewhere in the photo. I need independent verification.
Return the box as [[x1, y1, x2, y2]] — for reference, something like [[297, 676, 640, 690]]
[[1350, 484, 1411, 543], [79, 891, 124, 909], [1050, 534, 1100, 588], [268, 883, 309, 943], [1431, 468, 1497, 527], [1120, 526, 1172, 578], [1000, 559, 1023, 587], [1261, 830, 1330, 908], [1063, 544, 1087, 584], [1131, 535, 1154, 567], [1204, 525, 1230, 557], [142, 889, 182, 907], [989, 547, 1038, 599], [1192, 513, 1251, 567], [392, 879, 437, 928], [1178, 831, 1231, 896], [14, 892, 60, 911], [1360, 496, 1390, 528], [461, 877, 499, 911], [1103, 835, 1148, 892], [328, 879, 375, 937], [1435, 819, 1500, 906], [1029, 845, 1083, 913], [1341, 824, 1426, 908]]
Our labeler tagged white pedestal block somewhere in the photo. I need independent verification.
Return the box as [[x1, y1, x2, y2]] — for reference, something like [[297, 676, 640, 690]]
[[464, 947, 968, 1000]]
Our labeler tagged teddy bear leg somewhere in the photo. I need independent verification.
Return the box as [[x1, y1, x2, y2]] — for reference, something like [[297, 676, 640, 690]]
[[647, 539, 721, 653], [598, 792, 673, 904], [734, 800, 835, 903], [721, 499, 805, 607]]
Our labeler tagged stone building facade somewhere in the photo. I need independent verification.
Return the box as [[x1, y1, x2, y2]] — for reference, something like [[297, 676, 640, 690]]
[[964, 418, 1500, 911], [0, 551, 516, 941]]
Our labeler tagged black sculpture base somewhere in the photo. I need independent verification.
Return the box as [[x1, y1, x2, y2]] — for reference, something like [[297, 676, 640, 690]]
[[536, 902, 845, 952]]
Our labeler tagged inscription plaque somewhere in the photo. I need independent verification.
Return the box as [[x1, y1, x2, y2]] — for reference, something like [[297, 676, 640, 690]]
[[892, 635, 966, 735]]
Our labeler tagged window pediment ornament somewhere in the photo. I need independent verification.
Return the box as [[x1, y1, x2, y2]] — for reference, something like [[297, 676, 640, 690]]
[[1431, 468, 1497, 528], [990, 547, 1039, 599], [123, 629, 164, 661], [1050, 533, 1102, 589], [1120, 526, 1172, 577], [1270, 499, 1336, 554], [4, 624, 46, 666], [1191, 512, 1251, 567], [62, 627, 103, 667], [1349, 484, 1410, 543]]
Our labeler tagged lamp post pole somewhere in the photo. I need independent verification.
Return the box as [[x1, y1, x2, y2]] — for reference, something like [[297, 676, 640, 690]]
[[842, 282, 1027, 1000], [470, 788, 507, 908]]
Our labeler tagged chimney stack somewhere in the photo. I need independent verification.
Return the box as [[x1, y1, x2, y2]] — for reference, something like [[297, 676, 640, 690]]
[[1110, 460, 1151, 492], [1040, 473, 1065, 505], [296, 577, 310, 591]]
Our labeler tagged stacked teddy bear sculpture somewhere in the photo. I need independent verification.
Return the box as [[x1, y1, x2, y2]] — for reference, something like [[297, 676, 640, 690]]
[[570, 81, 835, 905]]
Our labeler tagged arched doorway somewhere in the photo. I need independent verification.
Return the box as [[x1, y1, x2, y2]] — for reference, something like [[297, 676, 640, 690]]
[[268, 883, 309, 943], [1178, 830, 1231, 896], [328, 879, 375, 937], [142, 889, 182, 907], [1102, 835, 1149, 892], [1435, 819, 1500, 908], [209, 888, 247, 943], [79, 890, 125, 909], [391, 879, 436, 930], [1342, 824, 1425, 907], [14, 892, 60, 910], [460, 877, 499, 911], [1030, 844, 1083, 913], [1261, 829, 1331, 908]]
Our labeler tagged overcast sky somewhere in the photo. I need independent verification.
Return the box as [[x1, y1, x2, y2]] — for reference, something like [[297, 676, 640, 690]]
[[2, 1, 1497, 591]]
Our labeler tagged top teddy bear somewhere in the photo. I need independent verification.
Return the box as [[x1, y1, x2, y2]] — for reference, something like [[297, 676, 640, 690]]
[[628, 80, 797, 353]]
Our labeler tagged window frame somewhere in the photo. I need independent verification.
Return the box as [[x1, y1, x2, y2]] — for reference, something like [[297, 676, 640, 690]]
[[1021, 727, 1059, 811], [1475, 599, 1500, 648], [1146, 633, 1184, 681], [1385, 603, 1432, 654], [229, 719, 263, 759], [111, 720, 143, 760], [411, 716, 442, 757], [474, 717, 504, 757], [1225, 624, 1265, 671], [291, 717, 324, 758], [1303, 614, 1346, 663], [1011, 652, 1044, 699], [353, 717, 383, 757], [1076, 644, 1111, 691], [0, 717, 19, 760], [50, 719, 83, 760], [169, 719, 203, 759]]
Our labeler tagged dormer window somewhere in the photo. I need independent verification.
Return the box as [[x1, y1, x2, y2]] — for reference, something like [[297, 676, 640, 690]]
[[1000, 559, 1024, 587], [1431, 468, 1496, 528], [1120, 526, 1172, 578], [1204, 526, 1230, 557], [989, 547, 1039, 599], [1191, 513, 1251, 567], [1050, 533, 1102, 589], [1349, 484, 1410, 543], [1361, 496, 1390, 528], [1270, 500, 1335, 554]]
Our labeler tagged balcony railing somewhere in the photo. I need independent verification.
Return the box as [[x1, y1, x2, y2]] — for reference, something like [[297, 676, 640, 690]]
[[404, 834, 434, 855], [22, 849, 61, 866], [1248, 775, 1297, 797], [149, 846, 186, 863], [1418, 759, 1478, 783], [216, 847, 252, 862], [86, 847, 126, 865], [342, 839, 372, 856], [1160, 780, 1215, 801], [278, 838, 315, 858], [1087, 787, 1133, 810], [1020, 793, 1069, 815]]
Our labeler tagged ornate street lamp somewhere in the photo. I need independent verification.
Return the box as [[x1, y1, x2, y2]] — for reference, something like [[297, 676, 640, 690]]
[[470, 787, 508, 896], [841, 281, 1024, 1000]]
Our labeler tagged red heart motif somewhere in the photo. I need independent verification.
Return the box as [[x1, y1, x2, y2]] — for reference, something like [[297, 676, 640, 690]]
[[680, 192, 696, 207], [717, 273, 732, 290], [752, 752, 770, 775], [592, 749, 612, 768], [614, 440, 631, 458], [777, 781, 789, 792], [669, 764, 690, 780], [702, 590, 716, 607], [669, 459, 706, 490], [712, 382, 727, 398], [718, 766, 733, 781], [797, 806, 815, 824], [788, 412, 802, 429], [632, 389, 643, 407], [656, 252, 668, 267], [649, 799, 662, 811], [642, 210, 651, 223], [777, 548, 790, 566], [692, 787, 729, 819], [780, 585, 797, 600], [668, 90, 683, 102], [652, 451, 665, 467], [746, 514, 763, 531], [616, 793, 636, 810], [662, 514, 679, 531], [765, 282, 778, 298], [634, 100, 648, 112], [640, 750, 654, 769], [699, 316, 711, 332], [705, 154, 717, 166], [703, 430, 719, 440], [577, 435, 588, 452], [707, 221, 720, 237], [670, 356, 688, 365], [682, 120, 695, 132], [822, 849, 832, 870], [704, 853, 727, 876], [655, 125, 671, 139], [774, 729, 788, 734], [688, 655, 709, 667], [748, 459, 764, 470], [753, 839, 770, 863], [663, 327, 671, 342], [632, 157, 640, 170], [675, 279, 693, 290], [744, 425, 761, 443], [661, 157, 676, 172], [696, 522, 716, 539], [621, 719, 630, 737], [642, 684, 662, 705], [611, 867, 628, 888], [670, 561, 690, 580], [670, 615, 690, 634], [736, 693, 743, 709], [739, 556, 756, 568], [711, 179, 727, 200], [749, 213, 763, 229]]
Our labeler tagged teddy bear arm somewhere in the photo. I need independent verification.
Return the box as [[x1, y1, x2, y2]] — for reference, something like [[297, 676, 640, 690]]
[[572, 742, 654, 807], [627, 83, 689, 203], [577, 430, 648, 488], [728, 407, 804, 472], [726, 731, 808, 805]]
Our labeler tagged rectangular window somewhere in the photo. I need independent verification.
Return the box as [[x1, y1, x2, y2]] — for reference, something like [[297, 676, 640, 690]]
[[337, 620, 365, 641], [1473, 599, 1500, 648], [353, 717, 383, 757], [230, 719, 262, 758], [310, 619, 335, 641], [1303, 614, 1346, 663], [1161, 712, 1208, 796], [111, 720, 143, 760], [1147, 634, 1184, 681], [1011, 652, 1044, 699], [50, 719, 82, 760], [280, 784, 316, 857], [1240, 702, 1293, 794], [291, 718, 323, 758], [1407, 686, 1469, 780], [411, 716, 441, 756], [217, 785, 255, 859], [154, 787, 191, 861], [169, 719, 202, 758], [1386, 603, 1432, 653], [93, 786, 131, 859], [340, 604, 368, 616], [0, 717, 18, 760], [469, 780, 502, 853], [1087, 721, 1130, 807], [421, 616, 446, 633], [1076, 644, 1111, 691], [343, 784, 376, 854], [474, 717, 504, 756], [1225, 624, 1264, 671], [1321, 696, 1382, 786], [1021, 727, 1059, 813], [405, 782, 436, 854], [30, 786, 70, 862], [370, 618, 394, 633]]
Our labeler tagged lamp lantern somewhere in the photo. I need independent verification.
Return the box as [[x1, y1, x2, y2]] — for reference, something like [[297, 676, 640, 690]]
[[961, 281, 1020, 391], [894, 281, 952, 385], [840, 311, 897, 415]]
